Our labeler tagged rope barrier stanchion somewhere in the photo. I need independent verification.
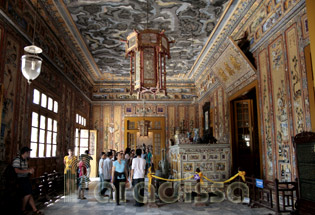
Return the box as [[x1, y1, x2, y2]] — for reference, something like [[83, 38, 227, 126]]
[[202, 171, 246, 183], [147, 166, 246, 193]]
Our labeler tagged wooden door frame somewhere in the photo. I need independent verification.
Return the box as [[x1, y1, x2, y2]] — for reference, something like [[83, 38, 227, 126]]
[[229, 80, 262, 178], [124, 116, 166, 168], [233, 99, 254, 165], [305, 45, 315, 132]]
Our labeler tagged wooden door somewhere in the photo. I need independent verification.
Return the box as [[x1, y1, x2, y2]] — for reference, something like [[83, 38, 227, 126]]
[[89, 130, 97, 178], [124, 117, 165, 168], [75, 129, 98, 178], [234, 99, 255, 174]]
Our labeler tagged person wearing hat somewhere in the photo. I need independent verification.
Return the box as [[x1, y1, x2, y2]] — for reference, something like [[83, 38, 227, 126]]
[[13, 146, 42, 214]]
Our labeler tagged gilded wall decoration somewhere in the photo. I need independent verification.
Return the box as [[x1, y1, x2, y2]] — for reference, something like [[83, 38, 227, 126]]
[[92, 105, 101, 149], [259, 49, 274, 180], [218, 88, 224, 139], [208, 154, 220, 160], [124, 105, 135, 115], [102, 106, 111, 151], [232, 0, 302, 48], [178, 106, 186, 128], [183, 162, 194, 172], [216, 162, 226, 171], [188, 154, 200, 161], [168, 106, 175, 139], [301, 13, 309, 39], [269, 36, 291, 181], [285, 24, 305, 134], [188, 106, 195, 132], [211, 38, 256, 94], [114, 106, 122, 151]]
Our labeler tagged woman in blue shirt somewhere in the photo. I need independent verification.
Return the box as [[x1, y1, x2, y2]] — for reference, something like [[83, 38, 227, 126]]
[[111, 152, 128, 205]]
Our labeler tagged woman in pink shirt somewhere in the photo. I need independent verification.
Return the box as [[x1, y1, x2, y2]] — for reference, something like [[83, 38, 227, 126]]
[[78, 156, 87, 200]]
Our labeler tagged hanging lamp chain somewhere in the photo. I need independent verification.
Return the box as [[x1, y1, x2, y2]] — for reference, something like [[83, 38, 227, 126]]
[[32, 0, 39, 46], [146, 0, 149, 29]]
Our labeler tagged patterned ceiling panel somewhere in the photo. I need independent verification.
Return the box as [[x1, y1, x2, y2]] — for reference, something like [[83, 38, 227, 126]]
[[64, 0, 228, 81]]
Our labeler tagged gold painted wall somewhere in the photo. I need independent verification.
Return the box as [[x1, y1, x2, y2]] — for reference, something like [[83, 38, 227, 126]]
[[196, 3, 312, 181], [306, 0, 315, 87], [198, 86, 229, 143], [92, 103, 197, 161]]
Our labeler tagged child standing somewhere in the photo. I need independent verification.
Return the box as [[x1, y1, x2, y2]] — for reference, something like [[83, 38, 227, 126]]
[[78, 156, 87, 200]]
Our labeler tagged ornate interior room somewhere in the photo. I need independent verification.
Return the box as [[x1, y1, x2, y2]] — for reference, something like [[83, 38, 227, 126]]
[[0, 0, 315, 214]]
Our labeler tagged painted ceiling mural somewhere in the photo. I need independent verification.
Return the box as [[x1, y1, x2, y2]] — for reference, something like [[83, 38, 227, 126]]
[[64, 0, 228, 82]]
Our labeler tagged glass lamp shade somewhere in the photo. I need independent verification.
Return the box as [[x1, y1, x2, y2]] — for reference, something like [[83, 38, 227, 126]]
[[21, 54, 42, 83]]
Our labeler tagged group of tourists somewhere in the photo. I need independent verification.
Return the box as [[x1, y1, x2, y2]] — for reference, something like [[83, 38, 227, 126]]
[[97, 147, 153, 206], [63, 145, 153, 206], [10, 145, 153, 214], [64, 149, 93, 200]]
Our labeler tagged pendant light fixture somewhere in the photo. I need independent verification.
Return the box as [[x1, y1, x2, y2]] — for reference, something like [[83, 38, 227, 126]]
[[123, 0, 173, 99], [21, 0, 43, 84]]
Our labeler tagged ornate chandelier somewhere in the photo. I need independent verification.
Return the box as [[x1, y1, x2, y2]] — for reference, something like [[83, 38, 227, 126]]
[[124, 1, 173, 99], [124, 29, 172, 99]]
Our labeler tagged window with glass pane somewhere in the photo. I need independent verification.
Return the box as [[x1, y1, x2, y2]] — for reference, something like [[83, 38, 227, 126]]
[[75, 128, 79, 156], [33, 89, 40, 105], [30, 88, 59, 158], [54, 101, 58, 113], [48, 97, 53, 111], [41, 93, 47, 108], [76, 113, 86, 127], [75, 129, 90, 156]]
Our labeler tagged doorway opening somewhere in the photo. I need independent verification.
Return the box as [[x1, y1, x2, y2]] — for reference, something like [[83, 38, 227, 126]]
[[230, 86, 261, 177], [124, 117, 165, 168]]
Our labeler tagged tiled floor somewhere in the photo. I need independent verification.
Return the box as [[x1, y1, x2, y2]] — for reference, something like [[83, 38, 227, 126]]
[[42, 181, 275, 215]]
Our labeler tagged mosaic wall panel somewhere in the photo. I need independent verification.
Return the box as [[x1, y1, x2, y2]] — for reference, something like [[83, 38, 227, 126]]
[[178, 106, 186, 130], [259, 49, 274, 180], [269, 36, 292, 182], [169, 144, 231, 182], [285, 24, 305, 135], [188, 106, 196, 132], [214, 90, 219, 138], [168, 106, 175, 140], [218, 88, 224, 138], [102, 106, 111, 151], [113, 106, 122, 151], [92, 105, 101, 149]]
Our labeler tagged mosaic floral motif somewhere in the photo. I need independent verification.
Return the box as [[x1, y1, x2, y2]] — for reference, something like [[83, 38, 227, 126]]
[[286, 26, 304, 134], [260, 47, 274, 181], [269, 36, 291, 182]]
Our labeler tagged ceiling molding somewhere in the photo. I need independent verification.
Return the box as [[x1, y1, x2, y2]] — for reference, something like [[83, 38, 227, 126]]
[[53, 0, 101, 81]]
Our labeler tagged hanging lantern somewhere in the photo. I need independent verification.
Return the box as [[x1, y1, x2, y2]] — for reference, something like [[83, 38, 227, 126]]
[[21, 0, 43, 84], [139, 119, 150, 136], [124, 29, 173, 99], [21, 45, 42, 84]]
